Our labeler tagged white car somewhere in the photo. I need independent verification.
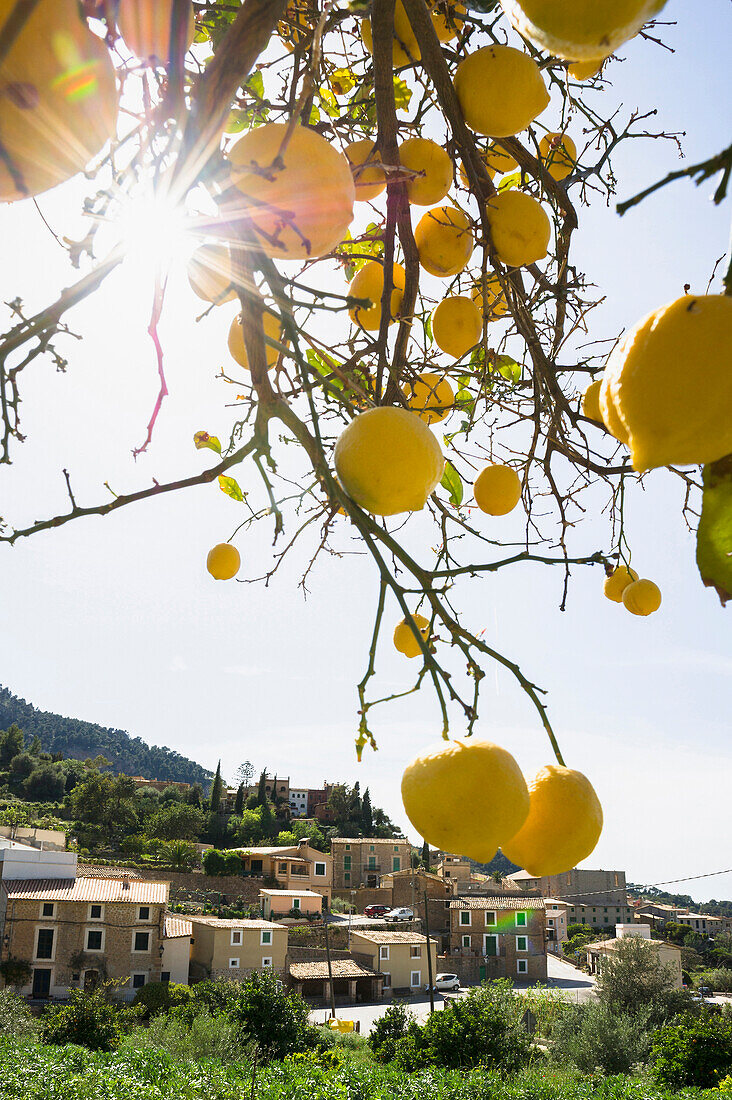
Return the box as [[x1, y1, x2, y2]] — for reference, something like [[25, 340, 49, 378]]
[[427, 973, 460, 992], [384, 907, 414, 922]]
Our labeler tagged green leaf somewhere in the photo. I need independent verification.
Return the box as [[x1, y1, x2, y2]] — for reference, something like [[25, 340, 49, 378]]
[[696, 456, 732, 606], [336, 225, 384, 280], [422, 311, 433, 347], [308, 104, 321, 125], [495, 354, 522, 383], [218, 475, 245, 502], [318, 87, 341, 118], [393, 75, 412, 111], [306, 349, 344, 392], [193, 431, 221, 455], [455, 388, 474, 414], [440, 460, 464, 507], [246, 71, 264, 98]]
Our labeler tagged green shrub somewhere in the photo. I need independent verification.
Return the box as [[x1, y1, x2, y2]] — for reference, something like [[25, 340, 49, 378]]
[[550, 1001, 654, 1074], [0, 987, 40, 1039], [41, 986, 139, 1052], [650, 1009, 732, 1088], [0, 956, 33, 988], [696, 969, 732, 993], [132, 981, 191, 1019], [595, 936, 696, 1026], [125, 1007, 243, 1062], [369, 1002, 413, 1063]]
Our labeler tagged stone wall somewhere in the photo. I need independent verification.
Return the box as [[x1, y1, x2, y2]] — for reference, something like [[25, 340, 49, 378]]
[[131, 868, 264, 906]]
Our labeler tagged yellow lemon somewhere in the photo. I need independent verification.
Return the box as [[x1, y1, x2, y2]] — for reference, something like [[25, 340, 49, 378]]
[[622, 578, 662, 616], [599, 294, 732, 472], [228, 309, 284, 371], [0, 0, 118, 202], [539, 132, 577, 181], [581, 379, 603, 422], [393, 613, 430, 657], [207, 543, 241, 580], [430, 0, 467, 42], [501, 765, 603, 877], [334, 407, 444, 516], [399, 137, 453, 206], [474, 464, 522, 515], [348, 261, 405, 331], [568, 58, 605, 80], [459, 142, 519, 187], [187, 244, 237, 304], [403, 372, 455, 424], [485, 191, 551, 267], [498, 0, 668, 61], [471, 272, 509, 319], [432, 296, 483, 358], [117, 0, 195, 64], [401, 740, 530, 863], [344, 138, 386, 202], [361, 2, 421, 67], [229, 123, 355, 260], [414, 206, 473, 277], [454, 45, 549, 137], [603, 565, 638, 603], [277, 0, 314, 51]]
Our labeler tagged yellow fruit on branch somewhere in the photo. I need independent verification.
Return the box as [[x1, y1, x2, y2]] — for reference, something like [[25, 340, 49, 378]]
[[459, 142, 519, 187], [498, 0, 668, 62], [485, 190, 551, 268], [344, 139, 386, 202], [474, 464, 522, 516], [334, 407, 444, 516], [603, 564, 638, 603], [471, 272, 509, 319], [454, 45, 549, 138], [187, 244, 236, 304], [401, 740, 530, 863], [403, 372, 455, 424], [432, 296, 483, 358], [229, 123, 355, 261], [622, 578, 662, 616], [0, 0, 118, 203], [539, 132, 577, 181], [361, 1, 421, 67], [277, 0, 315, 52], [568, 58, 605, 80], [414, 206, 474, 277], [501, 765, 603, 877], [429, 0, 467, 42], [599, 294, 732, 472], [117, 0, 195, 65], [207, 543, 241, 580], [347, 262, 406, 331], [581, 379, 603, 422], [393, 613, 430, 657], [228, 309, 284, 371], [399, 137, 454, 206]]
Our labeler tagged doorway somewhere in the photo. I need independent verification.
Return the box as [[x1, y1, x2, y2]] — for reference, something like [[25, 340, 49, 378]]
[[32, 969, 51, 998]]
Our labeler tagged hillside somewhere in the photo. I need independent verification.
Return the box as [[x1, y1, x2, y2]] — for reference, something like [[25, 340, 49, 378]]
[[0, 685, 213, 787]]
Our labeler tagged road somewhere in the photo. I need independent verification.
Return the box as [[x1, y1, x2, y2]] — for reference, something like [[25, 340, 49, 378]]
[[545, 952, 596, 1004]]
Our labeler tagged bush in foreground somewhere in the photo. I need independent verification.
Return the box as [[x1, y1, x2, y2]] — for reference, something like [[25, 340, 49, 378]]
[[41, 985, 140, 1052], [650, 1010, 732, 1089], [0, 987, 40, 1039], [550, 1001, 654, 1075]]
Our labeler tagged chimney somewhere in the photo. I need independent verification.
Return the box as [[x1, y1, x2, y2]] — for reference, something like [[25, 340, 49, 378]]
[[298, 838, 309, 849], [122, 879, 130, 891]]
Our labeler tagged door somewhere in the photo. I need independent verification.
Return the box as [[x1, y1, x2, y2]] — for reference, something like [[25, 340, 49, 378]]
[[32, 969, 51, 998], [251, 859, 263, 874], [83, 969, 100, 992]]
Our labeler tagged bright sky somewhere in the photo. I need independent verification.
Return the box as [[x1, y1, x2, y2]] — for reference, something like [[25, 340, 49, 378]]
[[1, 1, 730, 903]]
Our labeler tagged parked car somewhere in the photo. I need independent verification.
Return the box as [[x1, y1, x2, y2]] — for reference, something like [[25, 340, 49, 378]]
[[384, 907, 414, 922], [364, 904, 391, 918], [426, 973, 460, 992]]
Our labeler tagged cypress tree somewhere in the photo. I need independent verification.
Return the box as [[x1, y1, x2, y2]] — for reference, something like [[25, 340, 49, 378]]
[[361, 787, 373, 833], [210, 760, 223, 813], [257, 769, 268, 806], [234, 782, 244, 815]]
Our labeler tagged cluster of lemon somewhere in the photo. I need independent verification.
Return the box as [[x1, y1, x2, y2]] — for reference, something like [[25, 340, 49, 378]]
[[401, 738, 603, 876], [604, 565, 661, 617]]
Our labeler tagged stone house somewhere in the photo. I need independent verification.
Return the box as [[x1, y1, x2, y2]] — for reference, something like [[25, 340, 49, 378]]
[[331, 837, 412, 889], [380, 868, 454, 950], [508, 867, 634, 927], [189, 916, 287, 981], [161, 916, 192, 985], [544, 898, 569, 953], [230, 840, 332, 903], [584, 924, 683, 988], [259, 888, 324, 919], [448, 896, 547, 983], [350, 930, 437, 994]]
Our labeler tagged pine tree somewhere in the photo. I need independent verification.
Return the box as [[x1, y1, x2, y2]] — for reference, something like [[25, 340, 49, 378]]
[[361, 787, 373, 833], [0, 724, 24, 766], [210, 760, 223, 813], [421, 839, 430, 869], [257, 770, 267, 806], [28, 734, 42, 756], [234, 782, 244, 815]]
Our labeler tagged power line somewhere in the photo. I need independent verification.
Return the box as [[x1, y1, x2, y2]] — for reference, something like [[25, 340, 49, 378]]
[[545, 867, 732, 904]]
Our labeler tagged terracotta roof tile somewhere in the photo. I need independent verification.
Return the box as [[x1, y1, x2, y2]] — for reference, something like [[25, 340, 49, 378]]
[[164, 917, 193, 938], [449, 896, 545, 910], [2, 878, 168, 904], [289, 959, 379, 980], [351, 930, 429, 944]]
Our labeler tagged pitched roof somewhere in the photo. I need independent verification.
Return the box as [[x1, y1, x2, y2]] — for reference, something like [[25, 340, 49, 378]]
[[189, 917, 285, 930], [331, 837, 408, 844], [351, 930, 430, 944], [449, 896, 545, 910], [289, 959, 380, 980], [2, 877, 168, 903], [584, 937, 682, 954], [164, 917, 193, 938], [507, 870, 539, 881], [259, 889, 324, 898]]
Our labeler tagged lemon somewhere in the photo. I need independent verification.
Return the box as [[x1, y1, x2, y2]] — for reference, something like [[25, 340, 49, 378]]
[[622, 578, 662, 616], [454, 45, 549, 137], [498, 0, 668, 61], [393, 613, 430, 657], [403, 373, 455, 424], [229, 123, 355, 260], [432, 296, 482, 358], [581, 379, 603, 421], [401, 740, 530, 863], [459, 142, 519, 187], [485, 191, 551, 267], [348, 262, 406, 331], [501, 765, 603, 877], [228, 309, 283, 371], [334, 407, 444, 516], [0, 0, 118, 203], [344, 139, 386, 202], [430, 0, 467, 42], [117, 0, 195, 64], [207, 543, 241, 580], [278, 0, 314, 51], [539, 132, 577, 181], [568, 58, 605, 80], [361, 2, 420, 67], [599, 294, 732, 472], [474, 464, 522, 516], [471, 272, 509, 319], [603, 565, 638, 603], [187, 244, 237, 304], [414, 206, 474, 277], [399, 137, 453, 206]]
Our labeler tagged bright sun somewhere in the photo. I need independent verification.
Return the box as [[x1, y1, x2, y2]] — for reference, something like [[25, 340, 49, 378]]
[[115, 188, 193, 277]]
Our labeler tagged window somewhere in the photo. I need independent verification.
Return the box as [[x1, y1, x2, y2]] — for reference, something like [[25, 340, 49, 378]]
[[86, 929, 103, 952], [161, 972, 171, 984], [379, 946, 389, 960], [392, 857, 400, 872], [517, 959, 528, 975], [138, 906, 150, 921], [547, 918, 554, 927], [614, 874, 620, 887], [314, 862, 326, 877], [36, 928, 54, 960], [382, 972, 391, 988], [410, 945, 421, 958], [345, 844, 350, 851], [411, 971, 421, 987], [462, 934, 471, 948], [459, 911, 471, 926], [89, 904, 103, 920], [515, 912, 527, 927], [279, 862, 288, 873], [292, 898, 301, 910], [344, 872, 350, 883], [134, 931, 150, 952], [229, 958, 240, 969], [343, 856, 351, 869], [483, 934, 498, 957], [41, 903, 55, 918], [368, 856, 376, 869], [132, 974, 146, 989], [484, 911, 496, 926], [261, 930, 272, 945], [231, 930, 242, 946], [262, 957, 273, 968], [516, 936, 528, 952], [370, 845, 375, 852]]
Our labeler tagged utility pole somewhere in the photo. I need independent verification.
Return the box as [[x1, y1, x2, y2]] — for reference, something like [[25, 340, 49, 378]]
[[324, 915, 337, 1019], [424, 890, 435, 1014]]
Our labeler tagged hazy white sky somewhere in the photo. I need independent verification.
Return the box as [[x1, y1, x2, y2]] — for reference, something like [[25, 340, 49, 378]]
[[1, 1, 730, 902]]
